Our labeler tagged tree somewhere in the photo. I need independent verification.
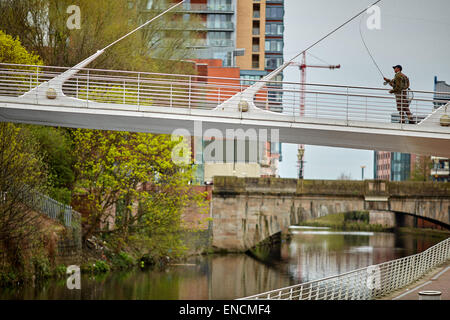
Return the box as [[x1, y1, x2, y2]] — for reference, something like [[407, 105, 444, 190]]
[[0, 30, 42, 65], [72, 129, 205, 256], [27, 126, 75, 204], [0, 30, 49, 273], [337, 172, 353, 180], [0, 123, 48, 272], [410, 155, 432, 182], [0, 0, 199, 74]]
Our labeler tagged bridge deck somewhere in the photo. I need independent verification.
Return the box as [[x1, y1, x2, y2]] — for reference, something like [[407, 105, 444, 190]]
[[0, 63, 449, 156]]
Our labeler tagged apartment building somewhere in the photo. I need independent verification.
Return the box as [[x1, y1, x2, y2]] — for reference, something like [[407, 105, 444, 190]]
[[145, 0, 284, 182]]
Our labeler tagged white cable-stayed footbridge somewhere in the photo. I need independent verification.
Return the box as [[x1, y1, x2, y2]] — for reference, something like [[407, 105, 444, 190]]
[[0, 60, 449, 157]]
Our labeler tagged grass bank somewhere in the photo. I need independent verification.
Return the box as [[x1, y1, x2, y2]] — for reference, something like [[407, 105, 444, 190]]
[[299, 211, 390, 232]]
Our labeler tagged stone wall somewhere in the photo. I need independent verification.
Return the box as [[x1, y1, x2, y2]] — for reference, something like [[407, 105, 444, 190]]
[[369, 210, 396, 228]]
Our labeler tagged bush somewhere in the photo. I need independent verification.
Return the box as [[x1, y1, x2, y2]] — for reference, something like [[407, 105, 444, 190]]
[[32, 256, 51, 280], [54, 264, 67, 279], [0, 270, 20, 286], [344, 211, 369, 223], [111, 251, 135, 270], [93, 260, 110, 274]]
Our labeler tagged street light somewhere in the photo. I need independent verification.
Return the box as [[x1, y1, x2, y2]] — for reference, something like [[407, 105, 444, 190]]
[[361, 165, 366, 180], [298, 147, 305, 179]]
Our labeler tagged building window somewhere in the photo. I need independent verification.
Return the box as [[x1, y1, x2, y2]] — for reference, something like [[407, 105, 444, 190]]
[[253, 21, 260, 35], [265, 57, 283, 69], [265, 23, 284, 35], [265, 39, 283, 52], [252, 54, 259, 68], [253, 3, 260, 18], [207, 14, 232, 29], [266, 6, 284, 19], [241, 74, 263, 86]]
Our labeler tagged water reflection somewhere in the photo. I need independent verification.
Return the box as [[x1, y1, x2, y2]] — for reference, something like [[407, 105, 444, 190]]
[[277, 229, 446, 284], [0, 230, 446, 300]]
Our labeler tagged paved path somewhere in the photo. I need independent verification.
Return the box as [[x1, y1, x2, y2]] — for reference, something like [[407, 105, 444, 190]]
[[387, 261, 450, 300]]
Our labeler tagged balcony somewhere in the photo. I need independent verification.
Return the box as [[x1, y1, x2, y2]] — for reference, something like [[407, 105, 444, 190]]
[[178, 3, 234, 14], [165, 21, 234, 31], [206, 21, 234, 31], [187, 39, 234, 48], [431, 169, 450, 176]]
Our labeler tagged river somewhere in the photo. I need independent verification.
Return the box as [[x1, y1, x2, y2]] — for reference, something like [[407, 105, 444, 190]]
[[0, 228, 447, 300]]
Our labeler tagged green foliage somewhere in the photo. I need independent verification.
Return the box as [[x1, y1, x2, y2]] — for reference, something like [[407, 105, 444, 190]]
[[31, 255, 51, 280], [26, 126, 75, 205], [111, 251, 135, 270], [344, 211, 369, 223], [93, 260, 110, 274], [0, 123, 48, 274], [300, 212, 388, 232], [53, 264, 67, 279], [0, 270, 20, 286], [0, 0, 198, 73], [0, 29, 42, 65], [82, 260, 110, 274], [410, 156, 433, 182], [72, 129, 204, 250]]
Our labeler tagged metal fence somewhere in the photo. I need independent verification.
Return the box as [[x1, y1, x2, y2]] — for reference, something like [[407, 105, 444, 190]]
[[24, 190, 81, 229], [238, 237, 450, 300]]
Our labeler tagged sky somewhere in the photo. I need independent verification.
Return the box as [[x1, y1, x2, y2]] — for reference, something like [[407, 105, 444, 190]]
[[278, 0, 450, 180]]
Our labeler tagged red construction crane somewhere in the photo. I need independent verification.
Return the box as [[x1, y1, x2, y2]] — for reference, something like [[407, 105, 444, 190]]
[[289, 52, 341, 179]]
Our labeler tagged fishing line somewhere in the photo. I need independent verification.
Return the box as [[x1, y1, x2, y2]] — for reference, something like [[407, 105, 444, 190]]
[[306, 52, 332, 66], [263, 0, 384, 81], [359, 14, 385, 79]]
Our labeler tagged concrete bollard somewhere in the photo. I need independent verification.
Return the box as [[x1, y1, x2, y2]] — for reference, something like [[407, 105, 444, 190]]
[[418, 291, 441, 300]]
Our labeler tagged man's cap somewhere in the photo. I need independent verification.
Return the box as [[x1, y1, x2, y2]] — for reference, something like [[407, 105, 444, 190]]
[[392, 65, 402, 70]]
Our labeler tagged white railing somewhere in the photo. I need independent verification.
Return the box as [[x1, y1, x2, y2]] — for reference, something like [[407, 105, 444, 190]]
[[238, 237, 450, 300], [0, 63, 448, 128]]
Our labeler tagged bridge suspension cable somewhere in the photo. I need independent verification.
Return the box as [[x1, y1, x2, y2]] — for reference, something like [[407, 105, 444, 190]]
[[101, 0, 185, 52]]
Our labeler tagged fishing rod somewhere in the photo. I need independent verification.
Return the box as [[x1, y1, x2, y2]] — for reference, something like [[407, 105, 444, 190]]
[[262, 0, 384, 82], [359, 14, 387, 83]]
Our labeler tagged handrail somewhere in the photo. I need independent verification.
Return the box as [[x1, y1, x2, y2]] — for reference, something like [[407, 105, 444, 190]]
[[1, 62, 449, 96], [1, 63, 449, 129]]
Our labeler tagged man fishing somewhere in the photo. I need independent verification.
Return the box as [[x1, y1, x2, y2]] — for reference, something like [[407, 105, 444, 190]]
[[384, 65, 415, 124]]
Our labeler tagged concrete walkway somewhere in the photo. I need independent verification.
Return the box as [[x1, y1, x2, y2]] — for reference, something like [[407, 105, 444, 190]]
[[385, 261, 450, 300]]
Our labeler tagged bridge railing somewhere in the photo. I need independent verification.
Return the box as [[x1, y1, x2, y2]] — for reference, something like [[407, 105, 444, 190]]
[[238, 237, 450, 300], [0, 63, 448, 127]]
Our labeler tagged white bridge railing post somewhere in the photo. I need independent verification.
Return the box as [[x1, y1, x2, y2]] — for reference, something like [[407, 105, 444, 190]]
[[188, 75, 192, 109]]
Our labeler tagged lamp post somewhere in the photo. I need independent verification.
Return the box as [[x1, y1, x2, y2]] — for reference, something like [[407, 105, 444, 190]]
[[298, 148, 305, 179], [361, 165, 366, 180]]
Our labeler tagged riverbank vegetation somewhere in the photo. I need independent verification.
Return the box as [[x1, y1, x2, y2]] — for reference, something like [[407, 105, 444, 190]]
[[299, 211, 389, 232], [0, 2, 209, 285]]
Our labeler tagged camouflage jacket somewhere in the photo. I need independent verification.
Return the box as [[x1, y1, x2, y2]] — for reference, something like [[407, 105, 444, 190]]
[[388, 72, 410, 94]]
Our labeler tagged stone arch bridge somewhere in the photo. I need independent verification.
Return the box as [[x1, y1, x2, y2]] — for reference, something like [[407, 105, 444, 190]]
[[211, 177, 450, 252]]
